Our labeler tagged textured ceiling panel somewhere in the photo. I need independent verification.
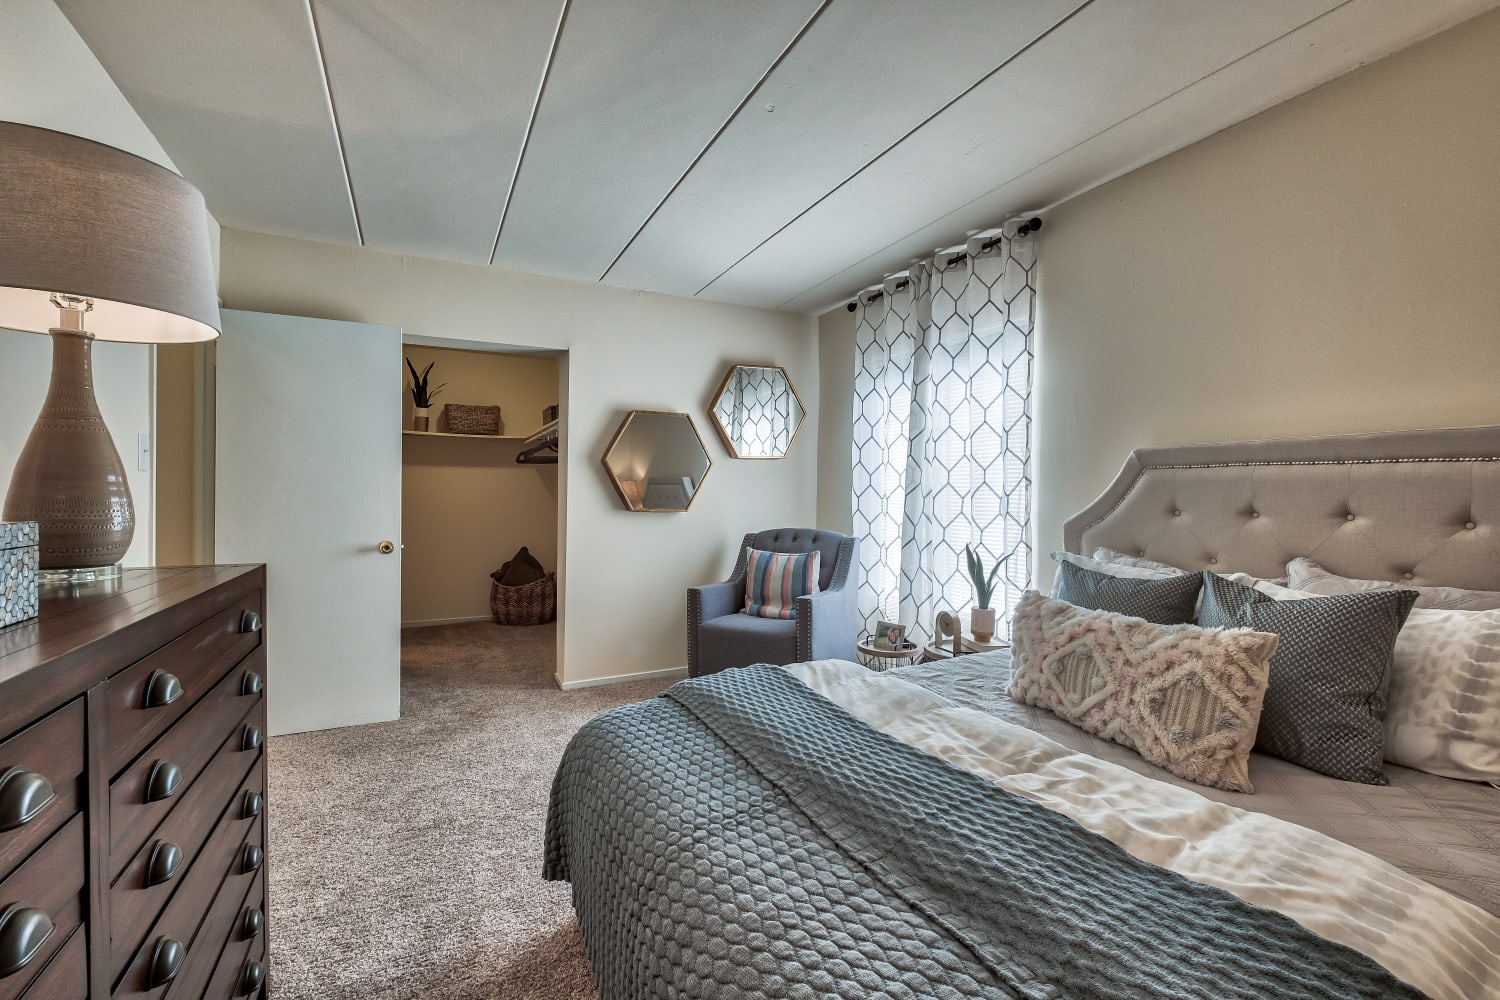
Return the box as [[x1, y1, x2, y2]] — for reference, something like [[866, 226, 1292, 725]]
[[602, 0, 1084, 298], [491, 0, 824, 280], [314, 0, 564, 264], [56, 0, 358, 245], [50, 0, 1500, 313], [700, 0, 1345, 308], [769, 0, 1500, 314]]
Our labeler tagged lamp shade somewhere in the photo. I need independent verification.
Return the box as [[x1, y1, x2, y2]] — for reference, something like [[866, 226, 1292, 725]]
[[0, 121, 220, 343]]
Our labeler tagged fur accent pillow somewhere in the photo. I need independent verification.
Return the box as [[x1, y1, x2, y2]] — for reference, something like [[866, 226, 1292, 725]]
[[1008, 591, 1279, 793]]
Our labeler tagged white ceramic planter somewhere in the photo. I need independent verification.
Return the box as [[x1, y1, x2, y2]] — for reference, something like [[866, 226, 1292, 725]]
[[969, 606, 997, 643], [413, 406, 431, 432]]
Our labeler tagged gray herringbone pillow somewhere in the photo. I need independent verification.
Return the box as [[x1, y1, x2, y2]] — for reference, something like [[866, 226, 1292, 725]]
[[1053, 559, 1202, 624], [1197, 573, 1417, 784]]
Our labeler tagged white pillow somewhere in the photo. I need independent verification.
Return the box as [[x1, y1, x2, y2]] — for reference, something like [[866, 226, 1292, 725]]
[[1286, 557, 1500, 612], [1093, 547, 1289, 587], [1091, 547, 1189, 575], [1243, 577, 1500, 784]]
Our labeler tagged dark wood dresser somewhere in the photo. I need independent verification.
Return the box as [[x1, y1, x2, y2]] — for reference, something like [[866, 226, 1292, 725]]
[[0, 566, 267, 999]]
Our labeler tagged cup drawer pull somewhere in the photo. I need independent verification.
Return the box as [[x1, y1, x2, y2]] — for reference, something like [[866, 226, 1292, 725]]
[[239, 959, 266, 995], [144, 669, 183, 709], [147, 841, 184, 887], [239, 610, 263, 634], [148, 937, 185, 988], [0, 904, 54, 979], [241, 791, 264, 819], [240, 907, 264, 941], [146, 761, 183, 803], [240, 672, 264, 697], [0, 767, 56, 833], [239, 843, 264, 875], [241, 726, 264, 752]]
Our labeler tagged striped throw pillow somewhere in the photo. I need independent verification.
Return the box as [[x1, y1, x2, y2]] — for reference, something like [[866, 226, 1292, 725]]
[[744, 547, 821, 619]]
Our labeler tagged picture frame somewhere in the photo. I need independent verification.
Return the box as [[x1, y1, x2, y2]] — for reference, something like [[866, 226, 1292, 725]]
[[874, 620, 908, 650]]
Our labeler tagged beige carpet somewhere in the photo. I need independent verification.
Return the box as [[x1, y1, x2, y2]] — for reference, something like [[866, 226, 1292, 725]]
[[267, 622, 677, 999]]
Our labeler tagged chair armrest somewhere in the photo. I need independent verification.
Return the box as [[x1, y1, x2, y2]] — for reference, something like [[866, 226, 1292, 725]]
[[689, 581, 741, 623], [794, 584, 859, 663], [688, 581, 742, 676]]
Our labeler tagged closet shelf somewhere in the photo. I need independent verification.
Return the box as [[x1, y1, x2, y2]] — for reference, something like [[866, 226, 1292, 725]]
[[402, 429, 537, 440]]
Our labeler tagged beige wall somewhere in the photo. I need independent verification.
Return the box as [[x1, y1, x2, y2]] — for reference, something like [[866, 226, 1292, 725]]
[[813, 10, 1500, 594], [401, 345, 560, 625], [0, 0, 220, 568], [218, 229, 819, 685], [1034, 9, 1500, 588]]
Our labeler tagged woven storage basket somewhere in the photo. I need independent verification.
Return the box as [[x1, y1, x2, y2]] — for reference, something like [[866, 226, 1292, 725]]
[[444, 403, 502, 435], [490, 572, 556, 625]]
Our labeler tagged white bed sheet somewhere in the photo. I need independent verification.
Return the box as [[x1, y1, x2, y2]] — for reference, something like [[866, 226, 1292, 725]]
[[786, 658, 1500, 1000]]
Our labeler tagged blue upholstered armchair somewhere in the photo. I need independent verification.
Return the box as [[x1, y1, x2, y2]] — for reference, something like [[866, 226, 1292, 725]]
[[687, 528, 859, 677]]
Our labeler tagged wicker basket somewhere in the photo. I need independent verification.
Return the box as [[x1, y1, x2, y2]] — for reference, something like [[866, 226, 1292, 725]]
[[444, 403, 502, 435], [490, 572, 556, 625]]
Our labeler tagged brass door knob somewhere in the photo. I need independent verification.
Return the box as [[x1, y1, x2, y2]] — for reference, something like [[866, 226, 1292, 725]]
[[377, 540, 396, 554]]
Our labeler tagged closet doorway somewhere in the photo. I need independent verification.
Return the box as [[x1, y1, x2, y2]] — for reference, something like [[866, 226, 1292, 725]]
[[399, 339, 563, 632]]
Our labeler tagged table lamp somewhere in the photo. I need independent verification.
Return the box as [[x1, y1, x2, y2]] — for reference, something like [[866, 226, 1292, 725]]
[[0, 122, 221, 581]]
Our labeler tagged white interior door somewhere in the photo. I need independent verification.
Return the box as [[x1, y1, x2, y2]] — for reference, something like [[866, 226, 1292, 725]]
[[215, 309, 402, 736]]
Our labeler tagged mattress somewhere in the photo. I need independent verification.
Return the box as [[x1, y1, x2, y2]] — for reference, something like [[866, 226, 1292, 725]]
[[896, 650, 1500, 918]]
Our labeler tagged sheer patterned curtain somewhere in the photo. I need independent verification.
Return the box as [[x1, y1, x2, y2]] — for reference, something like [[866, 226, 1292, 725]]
[[852, 233, 1035, 643]]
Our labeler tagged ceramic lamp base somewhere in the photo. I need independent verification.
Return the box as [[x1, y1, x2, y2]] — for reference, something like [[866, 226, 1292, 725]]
[[2, 329, 134, 570]]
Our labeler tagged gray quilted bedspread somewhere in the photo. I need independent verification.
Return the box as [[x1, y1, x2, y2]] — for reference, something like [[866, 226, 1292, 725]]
[[544, 665, 1424, 1000]]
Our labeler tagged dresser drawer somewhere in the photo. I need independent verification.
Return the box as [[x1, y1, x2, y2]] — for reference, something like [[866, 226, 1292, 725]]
[[0, 815, 84, 1000], [105, 593, 263, 778], [109, 656, 265, 879], [114, 812, 262, 998], [111, 754, 265, 980], [166, 863, 264, 1000], [15, 923, 84, 1000], [0, 701, 83, 883], [202, 931, 263, 1000]]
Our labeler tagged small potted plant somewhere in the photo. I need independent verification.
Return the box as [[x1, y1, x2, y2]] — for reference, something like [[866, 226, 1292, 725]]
[[405, 357, 447, 431], [964, 543, 1006, 643]]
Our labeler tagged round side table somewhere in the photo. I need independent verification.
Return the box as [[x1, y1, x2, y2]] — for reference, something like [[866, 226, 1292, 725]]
[[855, 639, 919, 670]]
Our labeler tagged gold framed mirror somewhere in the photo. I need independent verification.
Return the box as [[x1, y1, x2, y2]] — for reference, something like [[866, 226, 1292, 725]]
[[708, 364, 806, 460], [601, 410, 713, 512]]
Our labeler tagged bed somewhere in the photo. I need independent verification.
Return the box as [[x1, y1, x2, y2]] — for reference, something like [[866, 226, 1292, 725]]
[[545, 425, 1500, 999]]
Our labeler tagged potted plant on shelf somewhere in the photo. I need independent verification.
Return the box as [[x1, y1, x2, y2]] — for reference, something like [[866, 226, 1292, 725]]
[[964, 544, 1006, 643], [405, 357, 447, 432]]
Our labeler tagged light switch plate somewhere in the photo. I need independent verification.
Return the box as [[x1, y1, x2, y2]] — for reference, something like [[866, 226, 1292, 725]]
[[137, 432, 150, 472]]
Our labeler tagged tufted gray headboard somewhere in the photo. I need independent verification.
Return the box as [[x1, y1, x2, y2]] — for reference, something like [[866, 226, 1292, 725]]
[[1064, 425, 1500, 591]]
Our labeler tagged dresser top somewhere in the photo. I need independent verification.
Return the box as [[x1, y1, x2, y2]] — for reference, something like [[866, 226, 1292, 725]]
[[0, 565, 264, 732]]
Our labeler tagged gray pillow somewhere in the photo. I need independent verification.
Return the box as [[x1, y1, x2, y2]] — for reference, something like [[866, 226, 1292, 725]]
[[1197, 573, 1418, 784], [1052, 559, 1201, 624]]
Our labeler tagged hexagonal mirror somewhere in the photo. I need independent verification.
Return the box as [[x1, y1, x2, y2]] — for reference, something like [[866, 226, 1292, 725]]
[[601, 410, 712, 512], [709, 364, 806, 459]]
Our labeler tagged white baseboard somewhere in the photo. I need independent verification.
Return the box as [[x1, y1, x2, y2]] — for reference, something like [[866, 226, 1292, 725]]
[[556, 665, 688, 691], [400, 615, 492, 629]]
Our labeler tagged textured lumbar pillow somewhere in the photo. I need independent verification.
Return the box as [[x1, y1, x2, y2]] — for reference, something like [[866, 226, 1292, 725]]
[[743, 547, 820, 620], [1051, 557, 1202, 625], [1197, 573, 1417, 784], [1286, 557, 1500, 612], [1008, 591, 1278, 793]]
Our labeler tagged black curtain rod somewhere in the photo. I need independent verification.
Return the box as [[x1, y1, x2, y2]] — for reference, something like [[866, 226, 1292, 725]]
[[847, 217, 1042, 311]]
